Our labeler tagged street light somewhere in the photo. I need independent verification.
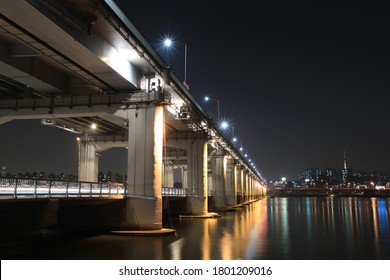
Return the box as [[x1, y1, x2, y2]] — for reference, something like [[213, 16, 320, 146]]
[[233, 138, 244, 152], [204, 96, 220, 120], [220, 121, 229, 130], [163, 37, 188, 87]]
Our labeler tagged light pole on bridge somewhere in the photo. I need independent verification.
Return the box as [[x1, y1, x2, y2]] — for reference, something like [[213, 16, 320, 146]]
[[204, 96, 220, 121], [163, 38, 188, 88]]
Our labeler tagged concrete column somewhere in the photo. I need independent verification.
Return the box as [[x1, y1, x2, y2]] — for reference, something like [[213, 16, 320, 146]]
[[247, 174, 251, 201], [212, 150, 227, 209], [124, 105, 163, 230], [242, 171, 247, 202], [235, 166, 241, 204], [78, 136, 99, 182], [226, 159, 236, 207], [239, 168, 244, 204], [186, 138, 208, 215], [181, 166, 188, 188], [163, 164, 174, 188], [249, 176, 253, 201]]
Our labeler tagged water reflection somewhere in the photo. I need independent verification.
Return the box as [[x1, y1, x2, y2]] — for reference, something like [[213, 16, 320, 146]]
[[18, 197, 390, 260]]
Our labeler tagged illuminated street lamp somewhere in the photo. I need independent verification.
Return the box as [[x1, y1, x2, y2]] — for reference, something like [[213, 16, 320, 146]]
[[220, 120, 229, 130], [235, 139, 244, 152], [163, 37, 188, 87], [204, 96, 220, 120]]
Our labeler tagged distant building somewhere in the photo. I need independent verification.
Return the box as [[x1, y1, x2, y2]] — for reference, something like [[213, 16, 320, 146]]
[[299, 167, 388, 188]]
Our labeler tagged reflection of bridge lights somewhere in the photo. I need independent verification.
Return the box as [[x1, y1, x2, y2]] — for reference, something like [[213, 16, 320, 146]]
[[90, 123, 97, 130]]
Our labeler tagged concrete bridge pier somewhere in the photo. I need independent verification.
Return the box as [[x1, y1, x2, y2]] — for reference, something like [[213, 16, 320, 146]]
[[241, 170, 248, 203], [163, 165, 174, 188], [78, 136, 128, 182], [235, 166, 242, 204], [185, 137, 209, 216], [124, 105, 163, 230], [78, 136, 99, 182], [248, 176, 253, 201], [226, 159, 237, 208], [211, 150, 228, 210]]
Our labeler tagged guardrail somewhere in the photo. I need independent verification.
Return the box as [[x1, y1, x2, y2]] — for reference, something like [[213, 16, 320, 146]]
[[0, 178, 188, 198]]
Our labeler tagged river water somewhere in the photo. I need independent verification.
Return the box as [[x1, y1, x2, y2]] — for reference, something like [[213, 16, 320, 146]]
[[19, 197, 390, 260]]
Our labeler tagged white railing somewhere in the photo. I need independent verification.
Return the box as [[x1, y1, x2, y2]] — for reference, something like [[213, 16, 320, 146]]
[[162, 187, 187, 196], [0, 178, 188, 198], [0, 177, 124, 198]]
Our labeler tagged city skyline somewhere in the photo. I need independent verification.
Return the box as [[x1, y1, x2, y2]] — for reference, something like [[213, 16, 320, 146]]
[[1, 144, 388, 183], [1, 0, 390, 180]]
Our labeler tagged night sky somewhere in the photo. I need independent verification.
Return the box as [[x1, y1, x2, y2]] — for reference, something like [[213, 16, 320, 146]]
[[1, 0, 390, 181]]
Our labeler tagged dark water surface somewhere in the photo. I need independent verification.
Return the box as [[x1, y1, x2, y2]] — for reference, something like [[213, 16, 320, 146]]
[[19, 197, 390, 259]]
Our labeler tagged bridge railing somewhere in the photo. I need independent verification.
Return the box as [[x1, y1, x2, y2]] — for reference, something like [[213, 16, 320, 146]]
[[0, 178, 189, 198], [162, 187, 187, 196], [0, 177, 124, 198]]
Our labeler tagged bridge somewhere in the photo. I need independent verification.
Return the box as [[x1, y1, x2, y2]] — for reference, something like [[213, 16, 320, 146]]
[[0, 0, 266, 231]]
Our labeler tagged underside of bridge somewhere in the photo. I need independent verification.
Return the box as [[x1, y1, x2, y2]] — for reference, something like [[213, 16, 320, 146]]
[[0, 0, 265, 230]]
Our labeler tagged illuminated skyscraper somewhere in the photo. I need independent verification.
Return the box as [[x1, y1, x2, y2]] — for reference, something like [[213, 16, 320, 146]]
[[343, 149, 347, 170], [342, 150, 348, 182]]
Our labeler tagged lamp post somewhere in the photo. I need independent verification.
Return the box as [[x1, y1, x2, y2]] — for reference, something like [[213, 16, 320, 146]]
[[164, 38, 188, 87], [233, 138, 244, 152], [204, 96, 220, 120]]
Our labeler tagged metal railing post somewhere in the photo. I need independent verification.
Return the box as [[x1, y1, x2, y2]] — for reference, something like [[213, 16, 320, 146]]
[[34, 179, 38, 198], [48, 180, 52, 197], [13, 179, 18, 199], [66, 181, 69, 197]]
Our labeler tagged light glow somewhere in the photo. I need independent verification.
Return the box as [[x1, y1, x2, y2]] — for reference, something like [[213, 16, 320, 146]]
[[220, 121, 229, 129], [164, 38, 173, 47], [91, 123, 97, 130]]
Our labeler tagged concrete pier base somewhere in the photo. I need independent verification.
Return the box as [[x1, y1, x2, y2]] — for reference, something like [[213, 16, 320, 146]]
[[179, 212, 220, 218], [111, 228, 176, 236], [182, 196, 220, 218], [212, 196, 228, 210], [122, 197, 162, 230]]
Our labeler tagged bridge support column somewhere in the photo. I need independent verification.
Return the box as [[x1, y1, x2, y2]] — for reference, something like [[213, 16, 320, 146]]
[[211, 150, 227, 209], [243, 171, 248, 202], [78, 136, 99, 182], [236, 166, 242, 204], [124, 105, 163, 230], [249, 176, 253, 201], [163, 164, 174, 188], [182, 166, 188, 189], [226, 159, 237, 207], [186, 137, 209, 215]]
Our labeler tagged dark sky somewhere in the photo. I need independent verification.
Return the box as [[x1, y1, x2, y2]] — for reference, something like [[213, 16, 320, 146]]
[[1, 0, 389, 180], [112, 0, 390, 180]]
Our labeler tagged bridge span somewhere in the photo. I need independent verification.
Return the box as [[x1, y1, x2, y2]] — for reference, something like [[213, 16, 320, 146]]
[[0, 0, 266, 230]]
